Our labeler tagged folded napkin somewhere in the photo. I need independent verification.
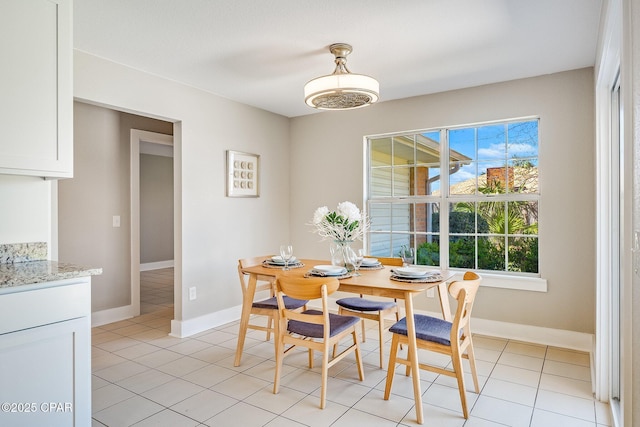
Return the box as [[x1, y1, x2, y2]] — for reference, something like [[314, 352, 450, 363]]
[[309, 269, 347, 277]]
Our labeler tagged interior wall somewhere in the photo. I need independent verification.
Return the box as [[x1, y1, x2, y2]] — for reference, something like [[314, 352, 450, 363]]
[[140, 153, 174, 263], [290, 68, 596, 334], [73, 50, 291, 323], [0, 175, 52, 247], [58, 101, 172, 312], [59, 103, 126, 311]]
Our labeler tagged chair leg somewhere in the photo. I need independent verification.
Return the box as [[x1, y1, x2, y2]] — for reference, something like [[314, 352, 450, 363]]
[[466, 336, 480, 393], [361, 318, 367, 342], [384, 333, 400, 400], [320, 347, 330, 409], [266, 315, 273, 341], [377, 312, 385, 369], [451, 349, 469, 419], [273, 331, 284, 394], [234, 313, 250, 367], [353, 330, 365, 381]]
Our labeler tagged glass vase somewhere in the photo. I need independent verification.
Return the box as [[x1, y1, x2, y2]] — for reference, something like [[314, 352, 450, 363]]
[[330, 240, 356, 271]]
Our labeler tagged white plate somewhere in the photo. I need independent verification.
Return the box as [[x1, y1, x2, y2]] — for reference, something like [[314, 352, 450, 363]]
[[361, 258, 379, 266], [312, 265, 347, 276], [393, 267, 429, 278], [271, 256, 297, 264]]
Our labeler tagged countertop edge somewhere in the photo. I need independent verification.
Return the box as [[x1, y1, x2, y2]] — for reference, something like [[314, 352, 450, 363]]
[[0, 261, 103, 289]]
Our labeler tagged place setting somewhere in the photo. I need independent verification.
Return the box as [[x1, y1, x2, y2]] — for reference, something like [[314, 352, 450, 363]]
[[304, 264, 352, 279], [262, 245, 305, 269], [390, 266, 444, 283], [359, 256, 384, 270]]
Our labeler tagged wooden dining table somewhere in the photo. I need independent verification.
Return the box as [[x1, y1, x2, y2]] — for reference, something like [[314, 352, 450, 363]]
[[236, 258, 453, 425]]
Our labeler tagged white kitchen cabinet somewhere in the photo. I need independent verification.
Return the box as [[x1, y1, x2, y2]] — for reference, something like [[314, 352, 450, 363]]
[[0, 0, 73, 178], [0, 278, 91, 427]]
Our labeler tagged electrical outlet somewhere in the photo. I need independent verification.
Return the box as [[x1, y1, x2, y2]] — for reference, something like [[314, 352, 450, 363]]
[[112, 215, 120, 227], [189, 287, 197, 301], [426, 288, 435, 298]]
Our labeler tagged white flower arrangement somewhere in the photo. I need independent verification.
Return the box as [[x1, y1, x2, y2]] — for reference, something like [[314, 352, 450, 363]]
[[310, 201, 369, 242]]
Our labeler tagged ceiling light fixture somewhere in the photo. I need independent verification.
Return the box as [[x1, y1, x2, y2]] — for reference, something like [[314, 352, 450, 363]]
[[304, 43, 379, 110]]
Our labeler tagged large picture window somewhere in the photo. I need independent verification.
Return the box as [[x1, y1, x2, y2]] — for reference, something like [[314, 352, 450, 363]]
[[367, 119, 539, 275]]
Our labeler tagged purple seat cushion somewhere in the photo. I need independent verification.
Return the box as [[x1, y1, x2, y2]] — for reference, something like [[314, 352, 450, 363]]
[[288, 310, 361, 338], [389, 315, 453, 346], [336, 297, 396, 312], [252, 296, 307, 310]]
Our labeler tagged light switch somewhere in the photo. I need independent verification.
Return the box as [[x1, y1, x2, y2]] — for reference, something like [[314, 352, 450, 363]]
[[112, 215, 121, 227]]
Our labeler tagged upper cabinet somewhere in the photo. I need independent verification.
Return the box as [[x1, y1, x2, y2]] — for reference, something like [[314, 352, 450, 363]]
[[0, 0, 73, 178]]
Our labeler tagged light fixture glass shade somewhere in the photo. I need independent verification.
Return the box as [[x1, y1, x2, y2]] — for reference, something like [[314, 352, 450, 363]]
[[304, 43, 379, 110], [304, 73, 379, 110]]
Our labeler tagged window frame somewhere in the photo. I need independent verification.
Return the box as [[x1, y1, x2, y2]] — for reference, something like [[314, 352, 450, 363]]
[[364, 117, 547, 292]]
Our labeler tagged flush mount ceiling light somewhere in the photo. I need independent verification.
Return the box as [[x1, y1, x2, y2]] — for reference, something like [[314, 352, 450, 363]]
[[304, 43, 379, 110]]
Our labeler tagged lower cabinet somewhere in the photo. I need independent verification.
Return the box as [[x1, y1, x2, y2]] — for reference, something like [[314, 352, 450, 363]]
[[0, 279, 92, 427]]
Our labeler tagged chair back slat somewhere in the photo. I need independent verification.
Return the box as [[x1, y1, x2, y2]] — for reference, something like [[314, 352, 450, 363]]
[[276, 276, 339, 300], [285, 308, 325, 325], [448, 275, 481, 345], [376, 256, 403, 266]]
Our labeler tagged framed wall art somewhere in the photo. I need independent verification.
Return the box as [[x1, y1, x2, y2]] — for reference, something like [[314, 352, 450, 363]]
[[226, 150, 260, 197]]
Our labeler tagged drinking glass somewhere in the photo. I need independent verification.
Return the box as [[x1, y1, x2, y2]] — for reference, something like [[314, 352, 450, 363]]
[[352, 249, 364, 276], [400, 246, 414, 267], [279, 244, 293, 271]]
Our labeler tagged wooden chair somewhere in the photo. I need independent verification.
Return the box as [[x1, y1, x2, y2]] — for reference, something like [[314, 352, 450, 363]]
[[383, 271, 482, 419], [334, 256, 403, 368], [273, 276, 365, 409], [234, 256, 307, 366]]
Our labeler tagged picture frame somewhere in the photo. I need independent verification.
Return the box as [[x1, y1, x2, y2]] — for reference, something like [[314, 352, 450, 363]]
[[226, 150, 260, 197]]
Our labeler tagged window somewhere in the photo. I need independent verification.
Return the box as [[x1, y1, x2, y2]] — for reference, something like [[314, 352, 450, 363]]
[[367, 119, 539, 276]]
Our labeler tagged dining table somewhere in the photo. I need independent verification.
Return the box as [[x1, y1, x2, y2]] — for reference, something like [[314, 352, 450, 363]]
[[236, 258, 453, 425]]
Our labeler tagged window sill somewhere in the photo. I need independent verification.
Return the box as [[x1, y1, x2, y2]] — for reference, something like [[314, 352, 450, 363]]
[[426, 268, 547, 292]]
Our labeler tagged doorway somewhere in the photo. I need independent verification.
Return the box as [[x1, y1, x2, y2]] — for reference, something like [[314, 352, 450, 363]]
[[130, 130, 175, 318]]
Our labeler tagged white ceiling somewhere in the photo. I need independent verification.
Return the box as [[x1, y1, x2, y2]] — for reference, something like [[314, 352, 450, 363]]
[[73, 0, 603, 118]]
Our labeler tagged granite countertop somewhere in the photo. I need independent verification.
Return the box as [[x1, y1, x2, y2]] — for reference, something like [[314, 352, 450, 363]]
[[0, 260, 103, 288]]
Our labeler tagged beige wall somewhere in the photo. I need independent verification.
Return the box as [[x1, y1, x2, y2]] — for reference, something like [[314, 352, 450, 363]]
[[140, 153, 173, 263], [59, 103, 125, 311], [74, 50, 291, 324], [58, 102, 173, 312], [290, 68, 596, 334]]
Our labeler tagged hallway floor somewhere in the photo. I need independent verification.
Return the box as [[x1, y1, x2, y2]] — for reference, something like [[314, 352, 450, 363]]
[[91, 268, 612, 426]]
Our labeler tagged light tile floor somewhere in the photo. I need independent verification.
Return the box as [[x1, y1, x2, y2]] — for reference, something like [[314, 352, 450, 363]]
[[91, 268, 612, 426]]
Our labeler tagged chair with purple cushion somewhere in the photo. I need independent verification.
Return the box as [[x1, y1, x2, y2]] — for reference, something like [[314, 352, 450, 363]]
[[383, 271, 482, 419], [334, 256, 403, 368], [273, 276, 364, 409], [234, 256, 307, 366]]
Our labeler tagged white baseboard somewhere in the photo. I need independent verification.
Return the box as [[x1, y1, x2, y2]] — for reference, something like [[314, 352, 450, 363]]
[[467, 314, 594, 353], [91, 304, 137, 327], [170, 304, 242, 338], [140, 260, 174, 271]]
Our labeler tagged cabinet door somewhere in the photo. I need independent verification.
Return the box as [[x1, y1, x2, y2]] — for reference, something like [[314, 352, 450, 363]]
[[0, 317, 91, 426], [0, 0, 72, 178]]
